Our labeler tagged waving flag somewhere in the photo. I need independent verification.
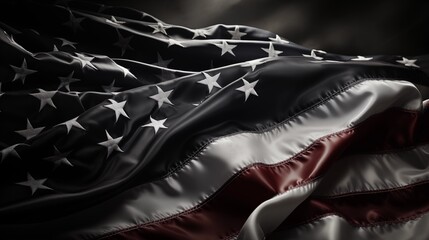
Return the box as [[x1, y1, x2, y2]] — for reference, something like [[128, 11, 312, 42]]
[[1, 1, 429, 239]]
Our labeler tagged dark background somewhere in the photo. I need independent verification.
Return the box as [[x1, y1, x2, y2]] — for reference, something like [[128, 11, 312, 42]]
[[89, 0, 429, 56]]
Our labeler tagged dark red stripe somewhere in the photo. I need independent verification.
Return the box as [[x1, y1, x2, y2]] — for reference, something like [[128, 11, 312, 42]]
[[99, 108, 428, 240], [277, 180, 429, 229]]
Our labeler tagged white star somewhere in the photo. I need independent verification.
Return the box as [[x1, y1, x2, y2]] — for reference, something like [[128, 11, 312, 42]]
[[63, 9, 84, 33], [149, 22, 170, 35], [15, 119, 44, 140], [30, 89, 57, 111], [106, 16, 125, 26], [351, 55, 373, 61], [154, 53, 173, 68], [113, 61, 136, 78], [192, 29, 208, 39], [98, 130, 123, 158], [269, 35, 289, 44], [10, 59, 37, 84], [102, 79, 121, 93], [303, 49, 326, 60], [1, 144, 22, 163], [236, 78, 259, 101], [149, 86, 173, 108], [16, 173, 52, 195], [56, 37, 77, 49], [213, 41, 237, 56], [397, 57, 419, 68], [104, 99, 129, 123], [261, 43, 282, 58], [198, 72, 221, 93], [142, 116, 167, 133], [114, 30, 133, 56], [167, 38, 184, 48], [74, 53, 97, 70], [58, 116, 85, 134], [228, 26, 247, 40], [58, 71, 80, 91], [44, 146, 73, 168]]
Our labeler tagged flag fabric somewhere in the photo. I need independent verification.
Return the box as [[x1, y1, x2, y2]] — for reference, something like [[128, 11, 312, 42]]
[[1, 1, 429, 240]]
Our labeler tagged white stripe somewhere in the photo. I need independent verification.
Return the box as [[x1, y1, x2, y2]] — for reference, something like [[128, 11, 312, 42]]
[[314, 144, 429, 196], [268, 214, 429, 240], [63, 80, 421, 239]]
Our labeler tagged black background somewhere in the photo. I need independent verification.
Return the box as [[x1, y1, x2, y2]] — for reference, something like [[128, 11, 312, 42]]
[[90, 0, 429, 56]]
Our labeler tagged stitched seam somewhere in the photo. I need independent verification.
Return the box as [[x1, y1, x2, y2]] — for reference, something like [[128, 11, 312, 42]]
[[316, 178, 429, 199]]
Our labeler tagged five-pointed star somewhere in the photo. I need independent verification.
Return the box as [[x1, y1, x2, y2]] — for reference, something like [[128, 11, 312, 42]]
[[213, 41, 237, 56], [149, 22, 170, 35], [112, 61, 136, 78], [1, 144, 22, 163], [16, 173, 52, 195], [303, 49, 325, 60], [351, 56, 373, 61], [269, 35, 290, 44], [142, 116, 167, 133], [228, 26, 247, 40], [98, 130, 123, 158], [74, 53, 97, 70], [57, 37, 77, 49], [236, 78, 259, 101], [102, 79, 121, 93], [261, 43, 283, 58], [155, 53, 173, 68], [114, 30, 133, 56], [30, 89, 57, 111], [15, 119, 44, 140], [149, 86, 173, 108], [58, 71, 80, 91], [106, 16, 125, 26], [397, 57, 419, 68], [167, 38, 184, 48], [104, 99, 129, 123], [198, 72, 221, 93], [63, 10, 85, 33], [44, 146, 73, 168], [10, 59, 37, 84], [58, 116, 85, 134], [192, 29, 208, 39]]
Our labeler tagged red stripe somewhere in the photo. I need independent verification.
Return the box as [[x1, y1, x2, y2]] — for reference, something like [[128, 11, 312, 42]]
[[99, 108, 428, 240], [278, 180, 429, 229]]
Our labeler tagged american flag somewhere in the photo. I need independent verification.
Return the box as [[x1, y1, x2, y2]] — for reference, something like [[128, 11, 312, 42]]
[[1, 1, 429, 239]]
